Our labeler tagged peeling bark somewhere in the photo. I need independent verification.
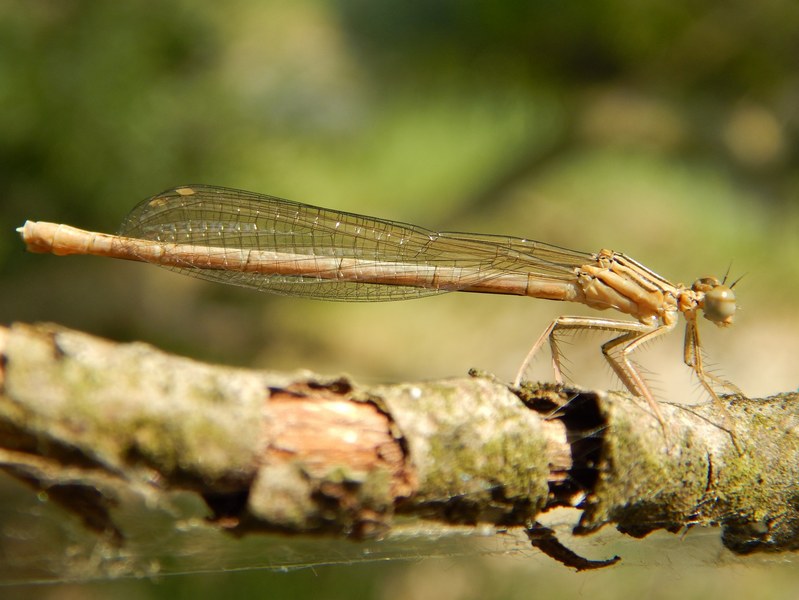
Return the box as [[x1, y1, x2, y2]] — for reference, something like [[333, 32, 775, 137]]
[[0, 322, 797, 580]]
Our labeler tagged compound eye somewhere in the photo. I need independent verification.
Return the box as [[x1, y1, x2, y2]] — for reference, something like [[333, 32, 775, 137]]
[[703, 285, 736, 325]]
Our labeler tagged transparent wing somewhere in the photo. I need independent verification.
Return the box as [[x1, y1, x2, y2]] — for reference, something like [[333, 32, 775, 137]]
[[119, 185, 592, 301]]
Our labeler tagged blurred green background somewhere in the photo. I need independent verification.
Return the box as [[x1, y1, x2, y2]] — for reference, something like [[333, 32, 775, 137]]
[[2, 0, 799, 597]]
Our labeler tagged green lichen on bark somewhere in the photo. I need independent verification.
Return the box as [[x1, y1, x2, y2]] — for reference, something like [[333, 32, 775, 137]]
[[3, 321, 799, 576], [376, 378, 550, 522], [581, 391, 714, 535], [577, 389, 799, 554], [2, 322, 265, 487]]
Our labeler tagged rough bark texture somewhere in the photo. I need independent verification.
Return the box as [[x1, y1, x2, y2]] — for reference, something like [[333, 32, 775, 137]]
[[1, 322, 797, 579]]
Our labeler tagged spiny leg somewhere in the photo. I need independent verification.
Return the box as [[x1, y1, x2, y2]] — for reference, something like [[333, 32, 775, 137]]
[[515, 316, 676, 440], [600, 331, 648, 400], [514, 320, 559, 387], [601, 323, 676, 437], [545, 318, 650, 388], [516, 317, 652, 390], [684, 319, 743, 396], [683, 318, 741, 449], [516, 316, 656, 386]]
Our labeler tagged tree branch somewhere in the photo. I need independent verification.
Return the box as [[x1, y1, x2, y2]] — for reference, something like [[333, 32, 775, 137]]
[[1, 321, 797, 579]]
